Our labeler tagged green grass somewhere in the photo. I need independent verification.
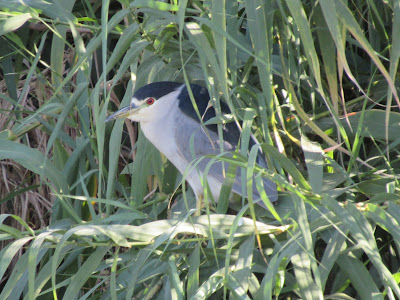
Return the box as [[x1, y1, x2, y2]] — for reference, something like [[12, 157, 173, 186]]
[[1, 0, 400, 299]]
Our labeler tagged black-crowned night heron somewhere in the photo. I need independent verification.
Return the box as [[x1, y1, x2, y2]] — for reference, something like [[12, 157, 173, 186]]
[[106, 82, 278, 208]]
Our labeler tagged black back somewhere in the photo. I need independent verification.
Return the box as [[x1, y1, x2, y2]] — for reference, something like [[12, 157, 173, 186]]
[[178, 84, 241, 146]]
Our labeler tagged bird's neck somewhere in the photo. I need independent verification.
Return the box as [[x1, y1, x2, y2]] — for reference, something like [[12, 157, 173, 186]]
[[140, 97, 180, 156]]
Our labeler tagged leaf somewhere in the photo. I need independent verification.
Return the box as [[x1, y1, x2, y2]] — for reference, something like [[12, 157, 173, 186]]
[[301, 134, 323, 194], [0, 13, 31, 36], [291, 251, 323, 300], [62, 247, 110, 299], [336, 254, 382, 299], [232, 235, 255, 293], [314, 110, 400, 142], [187, 244, 200, 298], [358, 178, 394, 196], [168, 255, 185, 300], [0, 139, 68, 194]]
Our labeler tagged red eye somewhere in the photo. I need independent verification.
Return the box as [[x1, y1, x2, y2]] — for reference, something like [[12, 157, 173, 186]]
[[146, 98, 155, 105]]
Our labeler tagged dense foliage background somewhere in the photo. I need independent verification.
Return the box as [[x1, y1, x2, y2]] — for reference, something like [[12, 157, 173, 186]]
[[1, 0, 400, 299]]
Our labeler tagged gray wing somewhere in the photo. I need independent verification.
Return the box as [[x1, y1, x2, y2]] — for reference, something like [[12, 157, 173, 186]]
[[174, 113, 278, 202], [174, 111, 234, 174]]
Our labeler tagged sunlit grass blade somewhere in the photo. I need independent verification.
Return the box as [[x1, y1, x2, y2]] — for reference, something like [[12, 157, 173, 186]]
[[301, 134, 323, 194], [62, 247, 110, 299], [187, 244, 200, 298]]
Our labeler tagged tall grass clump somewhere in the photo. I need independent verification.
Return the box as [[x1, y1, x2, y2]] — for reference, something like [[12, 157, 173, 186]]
[[1, 0, 400, 299]]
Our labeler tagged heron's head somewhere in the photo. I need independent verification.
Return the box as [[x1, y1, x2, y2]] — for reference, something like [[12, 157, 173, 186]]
[[105, 82, 184, 123]]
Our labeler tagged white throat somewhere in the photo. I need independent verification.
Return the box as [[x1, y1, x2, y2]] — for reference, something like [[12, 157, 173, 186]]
[[139, 86, 183, 158]]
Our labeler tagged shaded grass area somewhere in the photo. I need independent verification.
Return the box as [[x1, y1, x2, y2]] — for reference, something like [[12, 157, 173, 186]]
[[1, 0, 400, 299]]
